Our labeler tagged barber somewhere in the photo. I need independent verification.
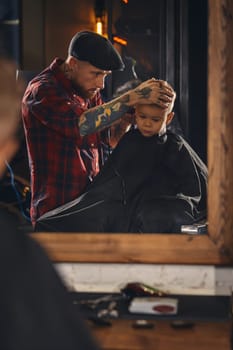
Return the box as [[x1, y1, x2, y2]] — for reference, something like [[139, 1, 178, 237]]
[[22, 30, 174, 226]]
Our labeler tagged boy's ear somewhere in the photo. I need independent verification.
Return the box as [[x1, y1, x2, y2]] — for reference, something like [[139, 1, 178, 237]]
[[166, 112, 174, 125]]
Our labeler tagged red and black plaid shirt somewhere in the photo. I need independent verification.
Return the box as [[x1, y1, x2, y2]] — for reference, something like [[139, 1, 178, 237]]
[[22, 58, 104, 226]]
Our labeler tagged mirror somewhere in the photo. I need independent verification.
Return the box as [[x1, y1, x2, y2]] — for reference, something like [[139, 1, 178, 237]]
[[23, 0, 233, 264], [33, 0, 207, 235]]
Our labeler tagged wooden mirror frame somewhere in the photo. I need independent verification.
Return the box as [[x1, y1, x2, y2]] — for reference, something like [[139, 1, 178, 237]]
[[31, 0, 233, 265]]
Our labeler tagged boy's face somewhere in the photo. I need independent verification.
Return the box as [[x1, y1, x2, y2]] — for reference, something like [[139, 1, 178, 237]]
[[135, 104, 174, 137]]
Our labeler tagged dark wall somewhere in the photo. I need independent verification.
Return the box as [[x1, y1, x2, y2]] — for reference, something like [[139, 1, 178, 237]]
[[109, 0, 208, 162], [188, 0, 208, 162], [0, 0, 20, 63]]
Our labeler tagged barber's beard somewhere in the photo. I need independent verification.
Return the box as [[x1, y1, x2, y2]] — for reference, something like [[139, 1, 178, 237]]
[[72, 81, 97, 100]]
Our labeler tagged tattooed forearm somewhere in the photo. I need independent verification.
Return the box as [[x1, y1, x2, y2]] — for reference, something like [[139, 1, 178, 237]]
[[78, 79, 161, 136], [79, 99, 130, 136]]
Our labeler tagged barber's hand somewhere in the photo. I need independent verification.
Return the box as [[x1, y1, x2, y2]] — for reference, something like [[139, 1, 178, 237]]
[[132, 78, 174, 108], [108, 113, 134, 148]]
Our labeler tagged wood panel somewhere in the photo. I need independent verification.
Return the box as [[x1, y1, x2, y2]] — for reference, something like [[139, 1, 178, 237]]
[[21, 0, 45, 69], [88, 319, 232, 350], [31, 233, 230, 264], [208, 0, 233, 255], [44, 0, 96, 64]]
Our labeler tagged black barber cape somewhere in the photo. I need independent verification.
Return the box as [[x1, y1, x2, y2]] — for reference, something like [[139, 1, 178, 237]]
[[0, 207, 100, 350], [36, 129, 208, 233]]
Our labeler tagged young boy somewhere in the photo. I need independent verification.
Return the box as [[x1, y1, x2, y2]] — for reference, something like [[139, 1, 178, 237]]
[[36, 83, 207, 233]]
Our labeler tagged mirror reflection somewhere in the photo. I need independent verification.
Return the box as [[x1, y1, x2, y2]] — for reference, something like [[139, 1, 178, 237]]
[[3, 0, 208, 235], [35, 85, 207, 234]]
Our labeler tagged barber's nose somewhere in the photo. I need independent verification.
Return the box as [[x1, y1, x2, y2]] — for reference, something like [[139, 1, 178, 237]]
[[96, 76, 105, 90]]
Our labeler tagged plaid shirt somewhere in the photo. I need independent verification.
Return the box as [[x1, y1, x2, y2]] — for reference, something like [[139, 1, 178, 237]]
[[22, 58, 104, 225]]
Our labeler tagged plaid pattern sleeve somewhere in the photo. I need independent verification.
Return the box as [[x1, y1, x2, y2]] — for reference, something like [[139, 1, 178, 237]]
[[22, 58, 103, 225]]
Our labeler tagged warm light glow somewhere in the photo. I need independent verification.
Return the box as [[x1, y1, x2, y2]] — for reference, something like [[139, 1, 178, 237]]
[[113, 35, 127, 46], [122, 0, 128, 3], [96, 18, 103, 35]]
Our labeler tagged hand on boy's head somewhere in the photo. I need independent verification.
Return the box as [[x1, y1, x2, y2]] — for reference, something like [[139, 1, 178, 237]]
[[153, 79, 176, 112], [133, 78, 175, 109]]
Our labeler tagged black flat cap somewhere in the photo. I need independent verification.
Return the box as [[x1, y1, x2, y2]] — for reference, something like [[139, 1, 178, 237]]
[[68, 30, 125, 71]]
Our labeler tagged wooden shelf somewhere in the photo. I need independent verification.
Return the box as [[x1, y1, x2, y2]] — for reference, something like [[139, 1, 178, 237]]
[[88, 319, 232, 350]]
